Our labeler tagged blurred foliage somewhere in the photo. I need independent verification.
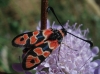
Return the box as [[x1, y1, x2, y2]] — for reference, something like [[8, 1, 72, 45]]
[[0, 0, 10, 7], [0, 0, 100, 73]]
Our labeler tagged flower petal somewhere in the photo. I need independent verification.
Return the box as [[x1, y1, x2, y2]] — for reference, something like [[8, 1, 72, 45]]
[[91, 46, 99, 55], [94, 67, 100, 74], [25, 71, 32, 74], [47, 19, 51, 29], [12, 63, 24, 72], [94, 59, 100, 65]]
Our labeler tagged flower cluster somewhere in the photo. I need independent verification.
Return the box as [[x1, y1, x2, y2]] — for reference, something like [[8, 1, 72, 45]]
[[12, 20, 100, 74], [35, 21, 100, 74]]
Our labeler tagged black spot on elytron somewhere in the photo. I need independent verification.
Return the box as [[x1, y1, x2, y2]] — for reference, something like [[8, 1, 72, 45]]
[[20, 37, 24, 41], [30, 59, 35, 63]]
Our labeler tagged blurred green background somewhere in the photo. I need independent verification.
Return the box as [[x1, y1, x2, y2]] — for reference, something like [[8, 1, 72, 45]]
[[0, 0, 100, 73]]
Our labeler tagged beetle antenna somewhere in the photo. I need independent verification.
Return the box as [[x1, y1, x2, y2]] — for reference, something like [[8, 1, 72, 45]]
[[47, 6, 65, 29], [47, 6, 93, 47], [67, 31, 93, 47]]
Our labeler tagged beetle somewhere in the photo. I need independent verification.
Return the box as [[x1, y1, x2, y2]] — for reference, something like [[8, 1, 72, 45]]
[[12, 28, 67, 70]]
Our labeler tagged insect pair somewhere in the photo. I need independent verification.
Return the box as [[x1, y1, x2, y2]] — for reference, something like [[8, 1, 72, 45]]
[[12, 7, 93, 70]]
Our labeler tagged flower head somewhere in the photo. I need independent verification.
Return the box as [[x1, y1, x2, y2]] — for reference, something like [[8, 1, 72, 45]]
[[35, 21, 100, 74]]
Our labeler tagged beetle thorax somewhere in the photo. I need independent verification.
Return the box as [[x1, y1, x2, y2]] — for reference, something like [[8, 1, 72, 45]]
[[47, 29, 63, 43]]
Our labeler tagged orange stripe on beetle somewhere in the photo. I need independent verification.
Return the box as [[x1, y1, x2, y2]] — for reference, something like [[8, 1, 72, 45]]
[[30, 36, 37, 44], [43, 29, 53, 39], [14, 34, 29, 45], [26, 55, 35, 68], [26, 62, 34, 68], [34, 57, 40, 64], [26, 55, 40, 68], [35, 41, 44, 46], [34, 47, 43, 55], [48, 40, 59, 49], [43, 51, 50, 57], [33, 31, 39, 36]]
